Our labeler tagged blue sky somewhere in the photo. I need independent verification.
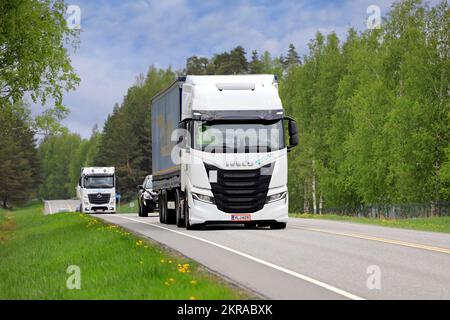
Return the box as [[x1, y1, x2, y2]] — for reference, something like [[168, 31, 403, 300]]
[[34, 0, 438, 138]]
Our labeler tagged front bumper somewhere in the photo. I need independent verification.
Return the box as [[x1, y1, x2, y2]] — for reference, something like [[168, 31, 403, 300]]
[[83, 206, 115, 214], [143, 199, 158, 208], [188, 191, 288, 225]]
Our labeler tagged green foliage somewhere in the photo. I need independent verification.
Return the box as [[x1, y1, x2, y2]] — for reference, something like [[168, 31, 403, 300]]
[[38, 132, 83, 199], [283, 43, 301, 69], [281, 0, 450, 212], [0, 0, 80, 109], [185, 46, 290, 80], [0, 102, 39, 207], [38, 125, 101, 200], [186, 56, 209, 75], [35, 0, 449, 214], [290, 213, 450, 233]]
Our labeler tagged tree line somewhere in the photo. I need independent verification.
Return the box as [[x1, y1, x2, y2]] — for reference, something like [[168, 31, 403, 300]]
[[2, 0, 449, 216], [281, 0, 450, 213]]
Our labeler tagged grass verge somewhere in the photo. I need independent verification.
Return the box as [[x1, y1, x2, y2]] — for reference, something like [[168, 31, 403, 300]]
[[0, 203, 249, 299], [290, 213, 450, 233], [117, 199, 139, 214]]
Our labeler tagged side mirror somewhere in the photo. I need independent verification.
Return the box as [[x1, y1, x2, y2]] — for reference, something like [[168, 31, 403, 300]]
[[285, 117, 298, 152], [178, 121, 187, 130], [177, 119, 190, 149]]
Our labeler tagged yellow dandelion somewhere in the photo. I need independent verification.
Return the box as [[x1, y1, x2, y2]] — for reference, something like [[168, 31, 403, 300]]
[[189, 296, 196, 300]]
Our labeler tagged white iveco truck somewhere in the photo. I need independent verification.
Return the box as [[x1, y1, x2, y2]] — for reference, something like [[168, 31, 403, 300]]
[[76, 167, 116, 214], [152, 75, 298, 229]]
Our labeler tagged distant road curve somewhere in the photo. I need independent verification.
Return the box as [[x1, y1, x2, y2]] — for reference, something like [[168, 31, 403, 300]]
[[44, 200, 80, 215]]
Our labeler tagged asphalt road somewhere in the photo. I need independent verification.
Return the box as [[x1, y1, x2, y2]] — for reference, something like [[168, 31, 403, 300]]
[[87, 213, 450, 300]]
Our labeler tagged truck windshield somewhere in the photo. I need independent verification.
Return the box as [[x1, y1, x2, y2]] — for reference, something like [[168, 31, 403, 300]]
[[193, 120, 284, 153], [84, 175, 114, 189]]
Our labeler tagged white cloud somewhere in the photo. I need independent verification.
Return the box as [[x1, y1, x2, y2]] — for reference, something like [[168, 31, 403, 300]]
[[31, 0, 442, 138]]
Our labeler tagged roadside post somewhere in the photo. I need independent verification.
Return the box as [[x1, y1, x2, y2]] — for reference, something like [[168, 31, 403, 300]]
[[116, 193, 121, 211]]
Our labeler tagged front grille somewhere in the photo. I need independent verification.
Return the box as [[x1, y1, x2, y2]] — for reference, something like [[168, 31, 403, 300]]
[[88, 193, 111, 205], [205, 163, 273, 213]]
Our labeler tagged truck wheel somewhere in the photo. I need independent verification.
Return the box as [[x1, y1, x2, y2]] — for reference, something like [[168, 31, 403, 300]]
[[159, 192, 166, 223], [270, 222, 287, 230], [142, 206, 148, 217], [175, 189, 184, 227]]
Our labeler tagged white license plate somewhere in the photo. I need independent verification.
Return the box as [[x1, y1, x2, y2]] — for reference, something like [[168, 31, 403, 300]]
[[231, 214, 252, 222]]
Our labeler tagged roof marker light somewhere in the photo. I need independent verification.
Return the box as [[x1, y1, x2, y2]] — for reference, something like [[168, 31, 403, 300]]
[[216, 83, 255, 91]]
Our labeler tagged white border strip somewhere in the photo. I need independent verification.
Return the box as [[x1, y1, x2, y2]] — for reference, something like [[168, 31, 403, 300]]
[[113, 215, 365, 300]]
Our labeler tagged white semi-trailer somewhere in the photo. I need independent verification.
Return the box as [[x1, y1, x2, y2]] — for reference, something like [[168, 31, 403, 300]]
[[151, 75, 298, 229], [76, 167, 116, 214]]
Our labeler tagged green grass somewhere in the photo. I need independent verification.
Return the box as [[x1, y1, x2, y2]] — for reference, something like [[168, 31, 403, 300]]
[[0, 203, 249, 300], [117, 199, 139, 214], [290, 213, 450, 233]]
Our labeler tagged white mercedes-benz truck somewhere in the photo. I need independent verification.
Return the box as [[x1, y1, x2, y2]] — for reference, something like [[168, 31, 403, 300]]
[[76, 167, 116, 214], [152, 75, 298, 229]]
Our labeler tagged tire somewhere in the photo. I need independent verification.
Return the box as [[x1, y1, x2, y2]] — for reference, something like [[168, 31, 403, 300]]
[[175, 189, 184, 228], [159, 192, 166, 223], [141, 205, 148, 217], [244, 222, 257, 229], [270, 222, 287, 230]]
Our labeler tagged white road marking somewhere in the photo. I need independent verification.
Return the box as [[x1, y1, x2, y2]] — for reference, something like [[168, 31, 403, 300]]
[[111, 215, 365, 300]]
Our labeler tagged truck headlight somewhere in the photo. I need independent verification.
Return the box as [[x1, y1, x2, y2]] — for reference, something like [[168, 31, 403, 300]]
[[266, 192, 287, 203], [192, 193, 215, 204]]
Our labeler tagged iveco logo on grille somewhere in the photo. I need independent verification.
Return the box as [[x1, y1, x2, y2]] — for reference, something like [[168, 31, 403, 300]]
[[226, 160, 254, 167]]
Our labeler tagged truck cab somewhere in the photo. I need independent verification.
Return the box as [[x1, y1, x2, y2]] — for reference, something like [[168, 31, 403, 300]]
[[152, 75, 298, 229], [76, 167, 116, 214]]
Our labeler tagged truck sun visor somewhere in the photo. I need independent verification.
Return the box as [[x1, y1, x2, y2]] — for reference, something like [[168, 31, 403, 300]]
[[192, 110, 284, 121]]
